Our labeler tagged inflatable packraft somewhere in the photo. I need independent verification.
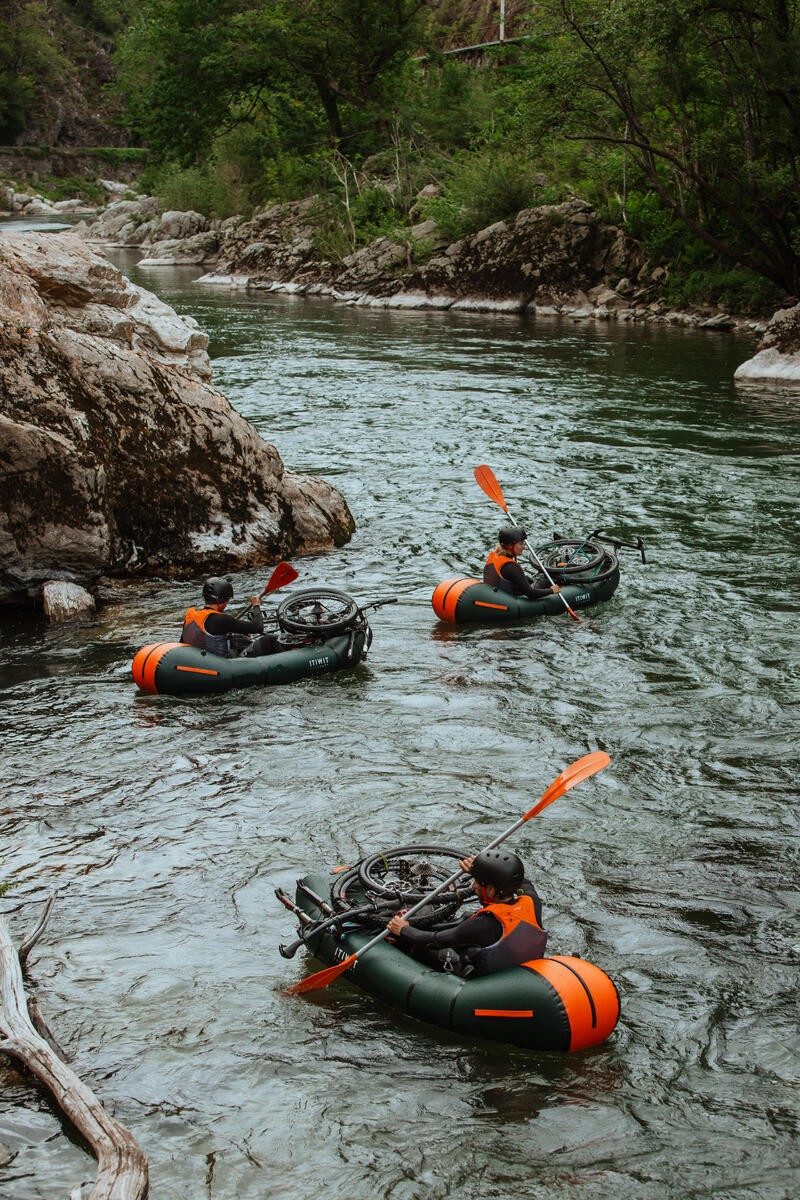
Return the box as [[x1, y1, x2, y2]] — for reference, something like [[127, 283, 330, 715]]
[[132, 589, 395, 696], [278, 846, 620, 1053], [433, 532, 644, 625], [132, 631, 366, 696]]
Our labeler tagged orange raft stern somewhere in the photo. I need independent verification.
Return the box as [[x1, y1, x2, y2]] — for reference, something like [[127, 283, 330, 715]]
[[431, 577, 482, 623], [131, 641, 182, 695]]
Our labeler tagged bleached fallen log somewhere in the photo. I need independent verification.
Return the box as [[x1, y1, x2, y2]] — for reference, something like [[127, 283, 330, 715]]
[[0, 907, 148, 1200]]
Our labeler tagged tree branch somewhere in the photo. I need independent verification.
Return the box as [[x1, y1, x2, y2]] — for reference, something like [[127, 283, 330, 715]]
[[0, 910, 148, 1200]]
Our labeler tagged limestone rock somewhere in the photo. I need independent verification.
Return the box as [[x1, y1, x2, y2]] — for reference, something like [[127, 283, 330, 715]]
[[82, 197, 163, 245], [0, 232, 354, 605], [405, 200, 644, 306], [157, 210, 208, 240], [201, 197, 328, 286], [734, 302, 800, 384], [138, 231, 221, 266], [42, 580, 96, 621]]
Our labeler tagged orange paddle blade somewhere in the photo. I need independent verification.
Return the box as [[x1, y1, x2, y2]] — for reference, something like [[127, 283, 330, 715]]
[[474, 465, 509, 513], [264, 561, 298, 594], [524, 751, 610, 820], [284, 951, 357, 995], [565, 603, 582, 623]]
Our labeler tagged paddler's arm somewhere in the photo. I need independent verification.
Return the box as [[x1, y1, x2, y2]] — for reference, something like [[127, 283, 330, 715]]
[[387, 911, 501, 948], [205, 603, 265, 636], [501, 560, 561, 598]]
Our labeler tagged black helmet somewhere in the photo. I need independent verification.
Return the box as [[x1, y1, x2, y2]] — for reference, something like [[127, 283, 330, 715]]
[[472, 850, 524, 894], [202, 576, 234, 605], [499, 526, 526, 546]]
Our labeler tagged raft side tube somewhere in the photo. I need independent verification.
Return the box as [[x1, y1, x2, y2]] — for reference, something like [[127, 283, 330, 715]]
[[132, 630, 366, 695], [525, 955, 621, 1051], [131, 642, 185, 694], [432, 577, 482, 622]]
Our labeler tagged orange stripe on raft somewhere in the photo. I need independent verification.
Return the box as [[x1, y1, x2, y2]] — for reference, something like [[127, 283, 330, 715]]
[[443, 578, 481, 623], [132, 642, 174, 694], [432, 577, 465, 620], [525, 956, 620, 1052], [175, 665, 219, 676], [473, 600, 509, 610], [474, 1009, 534, 1018], [140, 642, 182, 695]]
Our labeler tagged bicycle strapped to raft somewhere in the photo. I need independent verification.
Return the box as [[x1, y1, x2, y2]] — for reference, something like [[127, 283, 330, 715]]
[[525, 529, 646, 588], [133, 590, 398, 695], [276, 844, 480, 959]]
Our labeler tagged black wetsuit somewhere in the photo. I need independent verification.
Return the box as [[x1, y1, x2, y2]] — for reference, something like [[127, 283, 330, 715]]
[[496, 560, 556, 600], [395, 881, 543, 973], [205, 607, 281, 657]]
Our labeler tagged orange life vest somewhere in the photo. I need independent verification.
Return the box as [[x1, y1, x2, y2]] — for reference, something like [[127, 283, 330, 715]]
[[483, 548, 517, 594], [180, 607, 229, 657], [470, 892, 548, 974]]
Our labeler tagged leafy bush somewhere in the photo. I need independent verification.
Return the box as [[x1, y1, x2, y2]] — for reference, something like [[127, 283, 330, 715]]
[[350, 185, 400, 242], [665, 266, 784, 316], [35, 174, 105, 202], [420, 151, 544, 240], [139, 161, 240, 218]]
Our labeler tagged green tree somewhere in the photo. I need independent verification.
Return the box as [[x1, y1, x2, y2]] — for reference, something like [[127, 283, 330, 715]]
[[519, 0, 800, 292], [116, 0, 430, 162]]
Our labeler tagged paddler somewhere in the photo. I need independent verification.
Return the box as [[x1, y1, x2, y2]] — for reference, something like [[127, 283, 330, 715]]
[[484, 527, 563, 599], [180, 576, 283, 659], [386, 850, 547, 977]]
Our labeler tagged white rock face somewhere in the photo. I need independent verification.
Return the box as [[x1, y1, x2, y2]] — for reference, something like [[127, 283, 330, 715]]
[[734, 302, 800, 385], [734, 347, 800, 383], [157, 210, 208, 240], [42, 580, 96, 621], [137, 231, 220, 266]]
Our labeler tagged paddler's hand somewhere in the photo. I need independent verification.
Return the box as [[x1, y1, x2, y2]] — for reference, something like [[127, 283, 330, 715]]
[[550, 585, 562, 593], [249, 594, 261, 608], [387, 914, 409, 935], [459, 855, 475, 874]]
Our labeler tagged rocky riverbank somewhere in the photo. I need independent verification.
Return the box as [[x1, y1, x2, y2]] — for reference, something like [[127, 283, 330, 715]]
[[0, 232, 354, 609], [74, 186, 800, 382], [74, 190, 775, 338]]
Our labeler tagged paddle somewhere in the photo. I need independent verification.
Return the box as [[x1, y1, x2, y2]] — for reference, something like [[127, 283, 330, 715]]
[[474, 464, 583, 623], [233, 561, 298, 617], [284, 750, 610, 995]]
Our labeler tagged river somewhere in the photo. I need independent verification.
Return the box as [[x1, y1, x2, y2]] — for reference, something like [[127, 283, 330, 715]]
[[1, 241, 799, 1200]]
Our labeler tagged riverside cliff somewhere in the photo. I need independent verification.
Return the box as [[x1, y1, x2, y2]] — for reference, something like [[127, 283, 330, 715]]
[[0, 232, 354, 608]]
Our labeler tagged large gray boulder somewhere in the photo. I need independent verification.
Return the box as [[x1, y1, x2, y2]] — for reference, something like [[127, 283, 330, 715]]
[[200, 197, 332, 285], [734, 302, 800, 384], [0, 233, 354, 606], [407, 200, 644, 306]]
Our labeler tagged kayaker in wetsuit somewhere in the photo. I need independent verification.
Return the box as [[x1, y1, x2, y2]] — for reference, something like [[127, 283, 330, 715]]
[[386, 850, 547, 977], [180, 576, 282, 659], [484, 527, 562, 599]]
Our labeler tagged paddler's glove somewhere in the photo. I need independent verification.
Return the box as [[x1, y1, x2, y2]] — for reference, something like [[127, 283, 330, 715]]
[[248, 603, 265, 632]]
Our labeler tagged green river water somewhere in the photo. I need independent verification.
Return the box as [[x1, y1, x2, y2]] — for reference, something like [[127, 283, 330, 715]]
[[1, 242, 799, 1199]]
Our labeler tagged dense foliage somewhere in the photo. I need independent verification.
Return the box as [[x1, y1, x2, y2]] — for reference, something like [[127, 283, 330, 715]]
[[516, 1, 800, 294], [2, 0, 797, 309]]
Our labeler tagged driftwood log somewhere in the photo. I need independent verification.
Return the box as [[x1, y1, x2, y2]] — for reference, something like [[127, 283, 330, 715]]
[[0, 903, 148, 1200]]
